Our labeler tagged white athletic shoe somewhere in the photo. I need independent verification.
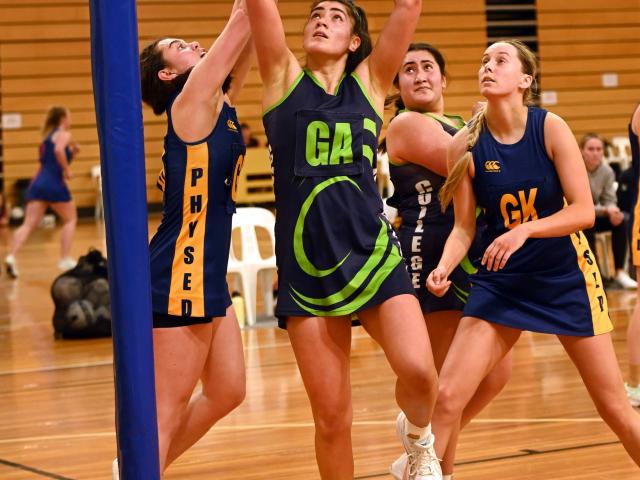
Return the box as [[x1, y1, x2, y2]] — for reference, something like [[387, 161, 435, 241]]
[[5, 255, 19, 279], [390, 453, 408, 479], [616, 271, 638, 289], [57, 257, 77, 271], [625, 383, 640, 407], [111, 458, 119, 480], [394, 412, 442, 480]]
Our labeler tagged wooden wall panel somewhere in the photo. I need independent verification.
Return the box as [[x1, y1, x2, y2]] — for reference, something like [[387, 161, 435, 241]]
[[0, 0, 486, 209], [537, 0, 640, 139]]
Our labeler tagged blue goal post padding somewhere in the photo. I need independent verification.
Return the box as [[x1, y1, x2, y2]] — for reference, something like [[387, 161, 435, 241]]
[[89, 0, 160, 477]]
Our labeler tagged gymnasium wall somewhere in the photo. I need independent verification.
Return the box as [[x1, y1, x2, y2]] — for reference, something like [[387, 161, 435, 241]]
[[0, 0, 637, 210], [537, 0, 640, 139]]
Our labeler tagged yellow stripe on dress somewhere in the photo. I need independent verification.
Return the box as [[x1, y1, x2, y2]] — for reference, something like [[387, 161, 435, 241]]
[[568, 230, 612, 335], [632, 176, 640, 266], [168, 143, 209, 317]]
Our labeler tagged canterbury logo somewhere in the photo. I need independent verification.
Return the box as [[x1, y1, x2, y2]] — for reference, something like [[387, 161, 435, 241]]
[[484, 160, 501, 172], [227, 119, 238, 131]]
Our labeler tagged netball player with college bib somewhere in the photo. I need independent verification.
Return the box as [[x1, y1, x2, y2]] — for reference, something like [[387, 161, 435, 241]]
[[385, 43, 512, 480], [134, 0, 252, 475], [428, 40, 640, 468], [245, 1, 441, 478]]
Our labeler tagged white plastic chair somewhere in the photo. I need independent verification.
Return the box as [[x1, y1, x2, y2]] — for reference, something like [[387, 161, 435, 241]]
[[91, 165, 104, 220], [609, 136, 632, 170], [227, 207, 277, 326]]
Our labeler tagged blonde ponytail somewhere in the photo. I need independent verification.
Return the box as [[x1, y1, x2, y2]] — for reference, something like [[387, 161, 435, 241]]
[[439, 103, 487, 210]]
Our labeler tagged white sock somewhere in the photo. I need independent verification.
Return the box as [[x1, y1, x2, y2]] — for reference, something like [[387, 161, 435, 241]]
[[404, 417, 431, 441], [443, 475, 453, 480]]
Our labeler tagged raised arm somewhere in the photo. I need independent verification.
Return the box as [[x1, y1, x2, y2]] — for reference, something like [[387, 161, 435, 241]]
[[355, 0, 422, 110], [177, 3, 251, 106], [386, 112, 451, 177], [226, 37, 255, 105], [245, 0, 301, 109]]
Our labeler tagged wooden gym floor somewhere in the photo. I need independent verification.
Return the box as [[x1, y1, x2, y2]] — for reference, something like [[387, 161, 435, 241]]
[[0, 218, 638, 479]]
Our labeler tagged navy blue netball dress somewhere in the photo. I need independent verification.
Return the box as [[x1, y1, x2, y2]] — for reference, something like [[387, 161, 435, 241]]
[[388, 112, 479, 312], [149, 93, 245, 327], [630, 105, 640, 265], [25, 130, 72, 203], [465, 107, 612, 336], [263, 70, 414, 326]]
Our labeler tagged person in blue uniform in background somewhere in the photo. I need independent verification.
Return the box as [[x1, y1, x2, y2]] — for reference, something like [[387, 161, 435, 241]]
[[5, 106, 80, 278], [245, 1, 442, 479], [133, 0, 252, 475], [428, 39, 640, 468], [385, 43, 512, 480]]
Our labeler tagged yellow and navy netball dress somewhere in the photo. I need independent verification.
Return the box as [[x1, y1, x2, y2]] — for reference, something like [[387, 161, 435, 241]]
[[388, 112, 479, 313], [149, 93, 245, 327], [25, 130, 72, 203], [466, 107, 612, 336], [629, 105, 640, 266], [263, 70, 414, 327]]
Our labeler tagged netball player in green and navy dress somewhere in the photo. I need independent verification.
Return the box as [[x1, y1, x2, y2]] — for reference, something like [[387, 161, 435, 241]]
[[137, 0, 251, 474], [385, 43, 512, 480], [428, 39, 640, 467], [245, 1, 441, 479]]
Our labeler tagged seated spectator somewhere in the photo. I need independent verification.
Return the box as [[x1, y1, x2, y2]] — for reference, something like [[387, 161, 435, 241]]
[[241, 122, 260, 147], [582, 132, 637, 288]]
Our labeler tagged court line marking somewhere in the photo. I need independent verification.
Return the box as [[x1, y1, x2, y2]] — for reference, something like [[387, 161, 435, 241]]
[[0, 418, 605, 445], [0, 339, 301, 375], [0, 457, 73, 480], [0, 333, 384, 376], [355, 440, 622, 478], [0, 313, 633, 376]]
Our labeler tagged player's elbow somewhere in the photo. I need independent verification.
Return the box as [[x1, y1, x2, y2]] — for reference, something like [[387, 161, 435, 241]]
[[580, 206, 595, 230]]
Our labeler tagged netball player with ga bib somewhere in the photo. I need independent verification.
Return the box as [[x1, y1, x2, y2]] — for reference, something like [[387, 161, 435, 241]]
[[245, 1, 441, 478]]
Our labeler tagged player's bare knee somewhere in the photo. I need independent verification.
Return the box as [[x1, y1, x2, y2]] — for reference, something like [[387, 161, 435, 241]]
[[315, 407, 352, 441], [596, 397, 633, 434], [436, 381, 466, 420], [400, 361, 438, 398]]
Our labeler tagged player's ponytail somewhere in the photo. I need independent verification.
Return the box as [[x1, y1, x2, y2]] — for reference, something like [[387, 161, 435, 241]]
[[439, 103, 487, 210]]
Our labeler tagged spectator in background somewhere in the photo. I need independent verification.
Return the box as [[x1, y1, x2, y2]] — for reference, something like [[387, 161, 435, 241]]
[[581, 132, 637, 288], [240, 122, 259, 147]]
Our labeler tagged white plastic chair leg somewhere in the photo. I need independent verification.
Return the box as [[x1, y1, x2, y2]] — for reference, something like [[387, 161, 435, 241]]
[[261, 269, 275, 317], [240, 267, 258, 326]]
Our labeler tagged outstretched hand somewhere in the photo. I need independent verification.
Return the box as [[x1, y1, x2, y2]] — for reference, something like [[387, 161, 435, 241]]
[[427, 265, 451, 297], [481, 225, 529, 271]]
